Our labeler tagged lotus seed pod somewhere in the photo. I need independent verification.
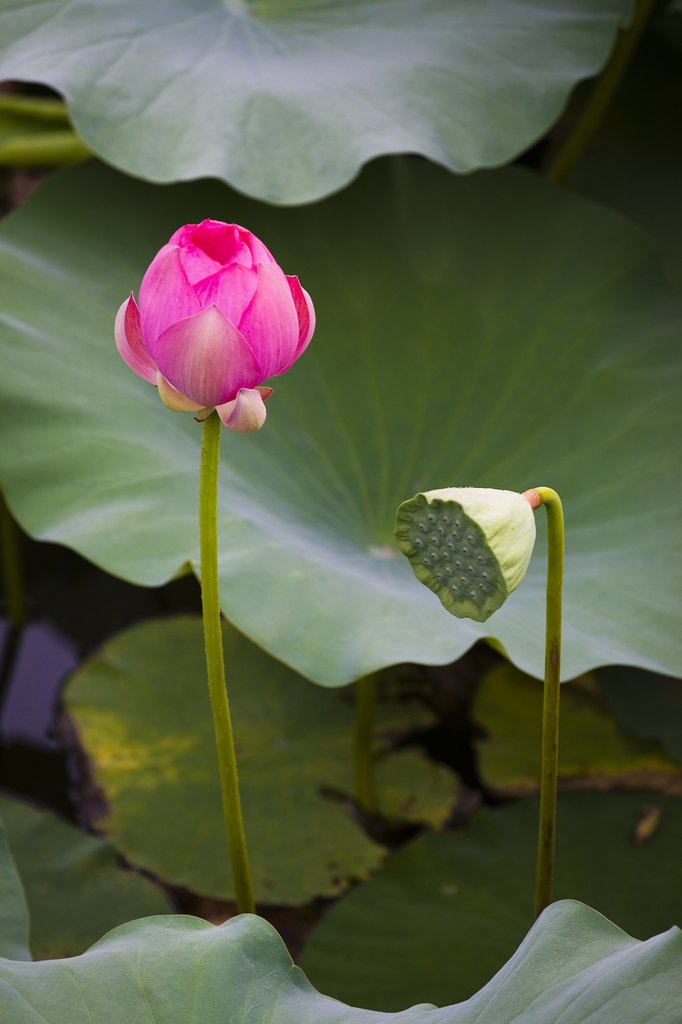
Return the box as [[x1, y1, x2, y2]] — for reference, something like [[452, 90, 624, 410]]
[[394, 487, 536, 623]]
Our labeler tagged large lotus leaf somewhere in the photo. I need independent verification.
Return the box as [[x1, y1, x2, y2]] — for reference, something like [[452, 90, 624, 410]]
[[301, 792, 682, 1011], [0, 794, 173, 960], [472, 660, 680, 791], [0, 0, 632, 205], [0, 158, 680, 686], [0, 812, 30, 962], [63, 616, 457, 904], [566, 11, 682, 288], [597, 665, 682, 764], [1, 899, 682, 1022]]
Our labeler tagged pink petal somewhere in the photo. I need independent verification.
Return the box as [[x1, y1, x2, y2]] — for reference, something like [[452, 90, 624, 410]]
[[156, 371, 203, 412], [115, 294, 157, 384], [168, 221, 277, 279], [241, 227, 277, 267], [193, 262, 258, 326], [138, 244, 201, 352], [286, 276, 316, 363], [217, 387, 268, 433], [178, 244, 222, 287], [154, 304, 262, 408], [177, 221, 253, 269], [238, 262, 299, 381]]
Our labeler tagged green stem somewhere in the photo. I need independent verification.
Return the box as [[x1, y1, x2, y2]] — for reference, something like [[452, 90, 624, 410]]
[[354, 674, 378, 815], [199, 411, 255, 915], [0, 95, 70, 121], [546, 0, 656, 184], [523, 487, 564, 919], [0, 493, 26, 630], [0, 130, 91, 168]]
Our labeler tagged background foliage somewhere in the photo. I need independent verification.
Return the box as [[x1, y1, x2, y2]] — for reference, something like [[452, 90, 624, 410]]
[[64, 615, 456, 903], [0, 0, 681, 1018], [301, 793, 682, 1008]]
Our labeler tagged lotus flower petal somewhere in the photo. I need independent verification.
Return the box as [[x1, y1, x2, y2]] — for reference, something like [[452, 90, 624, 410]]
[[239, 262, 299, 380], [171, 223, 237, 282], [241, 227, 277, 268], [171, 221, 277, 274], [154, 304, 262, 407], [176, 242, 222, 286], [156, 371, 203, 412], [139, 244, 201, 350], [194, 262, 258, 327], [114, 294, 157, 384], [286, 275, 316, 365], [117, 220, 312, 415], [182, 221, 252, 269], [217, 387, 268, 433]]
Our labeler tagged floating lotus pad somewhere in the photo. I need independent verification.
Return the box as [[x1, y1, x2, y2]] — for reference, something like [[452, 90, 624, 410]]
[[0, 794, 173, 960], [301, 793, 682, 1010], [472, 660, 681, 790], [597, 665, 682, 765], [63, 616, 457, 904]]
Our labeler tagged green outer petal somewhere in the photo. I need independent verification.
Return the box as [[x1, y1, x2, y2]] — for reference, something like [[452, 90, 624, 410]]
[[428, 488, 536, 594]]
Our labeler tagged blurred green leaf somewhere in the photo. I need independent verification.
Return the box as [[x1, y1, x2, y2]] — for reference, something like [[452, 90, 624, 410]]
[[0, 157, 679, 685], [64, 616, 457, 904], [0, 794, 173, 959], [2, 897, 682, 1021], [566, 10, 682, 288], [0, 0, 632, 203], [301, 792, 682, 1010], [374, 748, 457, 829], [0, 811, 31, 961], [597, 665, 682, 764], [472, 660, 680, 791]]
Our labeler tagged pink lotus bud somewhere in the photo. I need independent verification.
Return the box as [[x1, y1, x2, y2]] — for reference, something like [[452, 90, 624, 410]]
[[115, 221, 315, 432]]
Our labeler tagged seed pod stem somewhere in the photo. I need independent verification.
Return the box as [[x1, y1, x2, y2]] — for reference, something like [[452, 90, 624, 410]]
[[199, 411, 255, 914], [522, 488, 564, 919]]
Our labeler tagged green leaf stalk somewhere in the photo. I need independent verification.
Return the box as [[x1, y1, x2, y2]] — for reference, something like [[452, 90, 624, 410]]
[[546, 0, 656, 184]]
